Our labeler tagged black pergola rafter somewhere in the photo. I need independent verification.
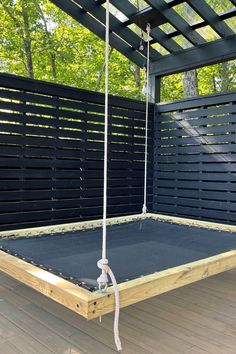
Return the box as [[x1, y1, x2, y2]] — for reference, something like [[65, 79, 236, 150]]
[[164, 8, 236, 40], [186, 0, 234, 38], [145, 0, 206, 46]]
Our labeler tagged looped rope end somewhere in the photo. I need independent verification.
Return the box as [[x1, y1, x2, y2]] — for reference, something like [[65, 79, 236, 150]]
[[97, 258, 122, 352]]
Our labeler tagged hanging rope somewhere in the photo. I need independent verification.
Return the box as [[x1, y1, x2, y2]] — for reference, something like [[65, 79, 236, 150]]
[[97, 0, 122, 351], [142, 23, 151, 214]]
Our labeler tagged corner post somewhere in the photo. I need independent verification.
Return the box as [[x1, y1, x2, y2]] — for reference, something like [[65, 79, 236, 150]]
[[149, 74, 161, 103]]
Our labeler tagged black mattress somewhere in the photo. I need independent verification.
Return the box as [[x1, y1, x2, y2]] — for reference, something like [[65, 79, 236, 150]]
[[1, 218, 236, 291]]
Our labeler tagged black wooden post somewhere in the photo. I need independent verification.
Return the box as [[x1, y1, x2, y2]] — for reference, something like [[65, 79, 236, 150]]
[[149, 74, 161, 103]]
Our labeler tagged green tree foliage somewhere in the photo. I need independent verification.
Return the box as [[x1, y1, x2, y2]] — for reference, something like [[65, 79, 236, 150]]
[[0, 0, 235, 102], [161, 0, 236, 101], [0, 0, 145, 99], [161, 60, 236, 102]]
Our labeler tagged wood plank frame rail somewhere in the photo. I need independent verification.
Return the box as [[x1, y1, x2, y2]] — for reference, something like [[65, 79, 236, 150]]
[[1, 213, 236, 319]]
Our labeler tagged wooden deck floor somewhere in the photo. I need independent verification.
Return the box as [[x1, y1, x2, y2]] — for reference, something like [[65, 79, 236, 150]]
[[1, 270, 236, 354]]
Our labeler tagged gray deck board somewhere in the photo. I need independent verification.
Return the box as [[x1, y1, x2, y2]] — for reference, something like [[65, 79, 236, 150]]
[[1, 270, 236, 353]]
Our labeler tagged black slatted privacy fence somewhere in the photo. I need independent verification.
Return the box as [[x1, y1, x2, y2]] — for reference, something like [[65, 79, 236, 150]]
[[0, 74, 153, 231], [153, 90, 236, 224], [2, 73, 236, 230]]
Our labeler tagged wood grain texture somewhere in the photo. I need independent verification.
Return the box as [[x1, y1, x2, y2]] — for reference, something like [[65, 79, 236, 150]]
[[0, 251, 91, 318], [89, 250, 236, 318]]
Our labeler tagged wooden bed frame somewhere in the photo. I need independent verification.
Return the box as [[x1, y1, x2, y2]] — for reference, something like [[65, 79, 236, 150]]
[[1, 213, 236, 320]]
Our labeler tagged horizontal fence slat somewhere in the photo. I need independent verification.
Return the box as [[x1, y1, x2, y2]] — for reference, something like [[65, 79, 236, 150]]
[[0, 177, 152, 190], [0, 187, 153, 202], [156, 144, 236, 154], [156, 162, 236, 172], [154, 188, 236, 202], [157, 91, 236, 113], [156, 154, 236, 163], [156, 171, 235, 181], [156, 123, 236, 138], [156, 105, 236, 122], [156, 133, 236, 146], [156, 114, 236, 130], [156, 179, 236, 191]]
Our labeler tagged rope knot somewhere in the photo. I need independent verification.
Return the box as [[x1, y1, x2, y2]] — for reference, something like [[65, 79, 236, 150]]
[[97, 258, 109, 292], [97, 258, 122, 351], [97, 258, 109, 271]]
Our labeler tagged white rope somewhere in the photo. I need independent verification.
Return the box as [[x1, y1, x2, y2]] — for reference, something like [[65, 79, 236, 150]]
[[97, 260, 122, 351], [142, 23, 151, 215], [102, 0, 110, 263], [97, 1, 122, 351]]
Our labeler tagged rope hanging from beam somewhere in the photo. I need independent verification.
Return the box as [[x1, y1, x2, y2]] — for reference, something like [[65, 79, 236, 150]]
[[142, 23, 151, 214], [97, 2, 151, 350], [97, 0, 122, 351]]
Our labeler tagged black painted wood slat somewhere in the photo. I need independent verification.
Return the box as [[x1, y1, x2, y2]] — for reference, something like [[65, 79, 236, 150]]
[[156, 134, 236, 146], [156, 179, 236, 191], [154, 187, 236, 202]]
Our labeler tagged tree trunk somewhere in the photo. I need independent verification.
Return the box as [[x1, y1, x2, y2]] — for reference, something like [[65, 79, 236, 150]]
[[219, 62, 230, 92], [37, 3, 57, 80], [50, 53, 57, 80], [181, 4, 198, 98], [95, 47, 113, 91], [21, 0, 34, 79], [213, 76, 217, 93], [133, 65, 141, 89], [0, 0, 34, 78], [183, 70, 198, 97]]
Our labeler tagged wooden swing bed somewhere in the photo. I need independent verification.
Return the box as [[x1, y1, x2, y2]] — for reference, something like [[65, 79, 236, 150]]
[[1, 212, 236, 320]]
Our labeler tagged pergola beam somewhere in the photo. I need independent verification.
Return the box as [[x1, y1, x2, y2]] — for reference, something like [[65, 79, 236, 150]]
[[186, 0, 234, 37], [49, 0, 145, 67], [49, 0, 236, 75], [150, 35, 236, 77]]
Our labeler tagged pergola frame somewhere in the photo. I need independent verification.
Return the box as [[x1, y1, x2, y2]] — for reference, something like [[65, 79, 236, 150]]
[[50, 0, 236, 102]]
